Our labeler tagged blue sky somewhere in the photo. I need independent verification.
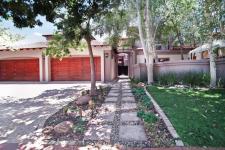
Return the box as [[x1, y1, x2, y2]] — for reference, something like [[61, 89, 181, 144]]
[[1, 16, 56, 44]]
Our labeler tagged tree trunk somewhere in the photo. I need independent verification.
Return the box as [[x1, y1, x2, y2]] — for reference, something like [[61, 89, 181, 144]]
[[145, 0, 158, 63], [85, 36, 96, 95], [135, 0, 154, 84], [208, 38, 217, 88], [177, 31, 184, 60], [146, 56, 154, 84]]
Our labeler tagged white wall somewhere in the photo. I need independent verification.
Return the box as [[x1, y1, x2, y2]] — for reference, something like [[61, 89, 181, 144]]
[[68, 46, 111, 56], [136, 54, 189, 64], [158, 54, 189, 60], [0, 49, 43, 59], [137, 55, 145, 63]]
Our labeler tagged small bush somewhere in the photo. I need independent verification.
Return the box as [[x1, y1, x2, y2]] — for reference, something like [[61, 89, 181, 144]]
[[217, 78, 225, 88], [156, 72, 210, 87], [158, 73, 177, 86], [130, 77, 146, 84], [132, 85, 155, 124], [73, 118, 85, 133], [137, 111, 158, 123]]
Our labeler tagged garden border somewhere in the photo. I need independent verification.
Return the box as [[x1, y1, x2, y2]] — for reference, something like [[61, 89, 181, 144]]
[[144, 86, 184, 147]]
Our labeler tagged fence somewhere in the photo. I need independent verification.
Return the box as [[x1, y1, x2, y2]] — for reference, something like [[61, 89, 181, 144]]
[[132, 58, 225, 83]]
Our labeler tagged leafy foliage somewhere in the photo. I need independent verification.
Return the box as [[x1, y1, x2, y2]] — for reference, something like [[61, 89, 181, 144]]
[[0, 24, 23, 50], [137, 111, 158, 123], [44, 33, 88, 59], [73, 118, 86, 134], [131, 85, 156, 124], [156, 72, 211, 87]]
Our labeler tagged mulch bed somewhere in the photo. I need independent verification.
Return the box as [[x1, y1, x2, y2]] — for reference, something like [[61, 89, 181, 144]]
[[42, 86, 111, 144], [131, 83, 175, 147]]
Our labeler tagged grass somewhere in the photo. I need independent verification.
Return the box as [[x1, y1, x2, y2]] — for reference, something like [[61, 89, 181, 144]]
[[147, 86, 225, 147]]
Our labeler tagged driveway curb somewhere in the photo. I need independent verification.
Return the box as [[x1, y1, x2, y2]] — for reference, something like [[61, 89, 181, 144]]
[[144, 86, 184, 147]]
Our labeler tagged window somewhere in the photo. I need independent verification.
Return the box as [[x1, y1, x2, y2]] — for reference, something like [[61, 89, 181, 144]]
[[158, 58, 170, 62]]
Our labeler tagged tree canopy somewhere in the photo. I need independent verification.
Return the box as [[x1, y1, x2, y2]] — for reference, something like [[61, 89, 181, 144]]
[[0, 0, 122, 95]]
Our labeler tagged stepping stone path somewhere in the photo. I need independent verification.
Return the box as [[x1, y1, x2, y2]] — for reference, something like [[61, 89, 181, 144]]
[[84, 78, 150, 147]]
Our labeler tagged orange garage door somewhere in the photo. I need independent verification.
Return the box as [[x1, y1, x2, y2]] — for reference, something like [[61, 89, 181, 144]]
[[0, 59, 39, 81], [51, 57, 101, 81]]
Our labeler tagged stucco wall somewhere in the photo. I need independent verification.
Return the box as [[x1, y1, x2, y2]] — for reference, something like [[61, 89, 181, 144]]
[[0, 49, 43, 59], [154, 60, 209, 75], [132, 63, 147, 81], [104, 50, 117, 82], [132, 58, 225, 84], [136, 54, 189, 64], [158, 54, 189, 60]]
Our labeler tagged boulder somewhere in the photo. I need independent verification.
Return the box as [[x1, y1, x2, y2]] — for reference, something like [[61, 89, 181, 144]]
[[42, 126, 54, 135], [66, 108, 79, 117], [76, 95, 91, 105], [54, 121, 74, 134], [137, 82, 145, 87]]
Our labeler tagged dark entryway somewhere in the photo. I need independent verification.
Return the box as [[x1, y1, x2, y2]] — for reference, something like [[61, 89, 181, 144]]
[[117, 53, 128, 76]]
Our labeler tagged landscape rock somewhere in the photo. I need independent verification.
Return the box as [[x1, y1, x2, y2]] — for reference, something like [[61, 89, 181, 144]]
[[66, 108, 78, 117], [54, 121, 74, 134], [42, 126, 54, 135], [75, 95, 91, 105], [137, 82, 145, 87]]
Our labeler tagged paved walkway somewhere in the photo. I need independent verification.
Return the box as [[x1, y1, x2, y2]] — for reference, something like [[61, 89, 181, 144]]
[[84, 78, 149, 147]]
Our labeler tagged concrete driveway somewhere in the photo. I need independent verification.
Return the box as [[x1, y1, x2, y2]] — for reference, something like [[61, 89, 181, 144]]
[[0, 82, 103, 144]]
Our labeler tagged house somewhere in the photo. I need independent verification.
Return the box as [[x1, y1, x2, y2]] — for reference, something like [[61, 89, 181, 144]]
[[189, 40, 225, 60], [116, 40, 195, 79], [0, 35, 117, 82], [0, 34, 195, 82]]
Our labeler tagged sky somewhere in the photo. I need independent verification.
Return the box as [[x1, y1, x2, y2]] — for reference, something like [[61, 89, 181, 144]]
[[1, 16, 109, 45], [1, 16, 56, 44]]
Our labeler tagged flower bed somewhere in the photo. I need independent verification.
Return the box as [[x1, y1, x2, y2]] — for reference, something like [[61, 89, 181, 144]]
[[131, 82, 175, 147]]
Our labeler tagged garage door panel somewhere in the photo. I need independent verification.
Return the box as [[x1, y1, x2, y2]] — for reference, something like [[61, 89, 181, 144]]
[[0, 59, 39, 81], [51, 57, 101, 81]]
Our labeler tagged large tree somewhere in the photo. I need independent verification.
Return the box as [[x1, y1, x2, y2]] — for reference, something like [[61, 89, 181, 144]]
[[132, 0, 163, 84], [0, 0, 121, 95], [159, 0, 196, 60], [197, 0, 225, 88], [0, 23, 23, 50]]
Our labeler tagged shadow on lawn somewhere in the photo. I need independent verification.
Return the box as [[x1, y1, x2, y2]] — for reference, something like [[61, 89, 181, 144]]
[[0, 85, 87, 145]]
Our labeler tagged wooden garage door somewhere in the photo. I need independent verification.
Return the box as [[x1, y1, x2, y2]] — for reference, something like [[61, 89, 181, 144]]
[[0, 59, 39, 81], [51, 57, 101, 81]]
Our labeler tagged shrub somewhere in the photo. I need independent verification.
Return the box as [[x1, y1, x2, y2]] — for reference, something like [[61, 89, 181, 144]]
[[131, 85, 159, 137], [217, 78, 225, 88], [156, 72, 210, 87], [158, 72, 177, 86], [130, 77, 146, 84], [137, 111, 158, 123]]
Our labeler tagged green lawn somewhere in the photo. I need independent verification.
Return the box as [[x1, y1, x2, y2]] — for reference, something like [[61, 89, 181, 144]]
[[147, 86, 225, 147]]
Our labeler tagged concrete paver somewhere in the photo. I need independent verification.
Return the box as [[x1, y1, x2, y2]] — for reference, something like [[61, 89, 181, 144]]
[[121, 103, 137, 110], [121, 112, 140, 122], [105, 97, 118, 103], [119, 125, 147, 141], [121, 97, 135, 102], [122, 93, 134, 97], [84, 78, 147, 145]]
